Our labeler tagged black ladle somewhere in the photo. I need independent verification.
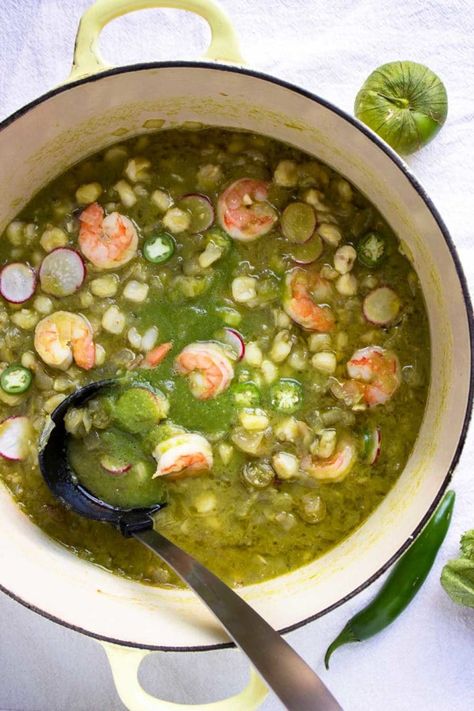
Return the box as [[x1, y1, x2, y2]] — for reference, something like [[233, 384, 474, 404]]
[[39, 380, 342, 711]]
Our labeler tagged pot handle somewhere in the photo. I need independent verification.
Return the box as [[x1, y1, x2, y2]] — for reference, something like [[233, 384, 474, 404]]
[[101, 641, 268, 711], [68, 0, 244, 83]]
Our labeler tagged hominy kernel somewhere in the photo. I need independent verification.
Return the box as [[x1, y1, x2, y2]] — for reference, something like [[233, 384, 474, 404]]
[[11, 309, 39, 330], [336, 273, 358, 296], [244, 342, 263, 367], [194, 492, 217, 514], [162, 207, 191, 233], [239, 408, 270, 431], [40, 227, 67, 252], [124, 157, 151, 183], [6, 221, 25, 246], [218, 442, 234, 465], [44, 393, 67, 414], [90, 275, 119, 298], [337, 179, 353, 202], [311, 351, 337, 374], [317, 223, 342, 247], [308, 333, 332, 352], [33, 295, 54, 315], [273, 160, 298, 187], [261, 359, 278, 383], [75, 182, 102, 205], [334, 245, 357, 274], [232, 276, 257, 303], [21, 351, 36, 369], [272, 451, 299, 479], [141, 326, 158, 352], [123, 280, 149, 303], [79, 290, 94, 308], [127, 327, 142, 350], [114, 179, 137, 207], [151, 189, 173, 212], [95, 344, 106, 366], [102, 305, 126, 334]]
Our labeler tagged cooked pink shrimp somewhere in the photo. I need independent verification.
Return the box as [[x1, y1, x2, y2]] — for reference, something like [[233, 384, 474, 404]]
[[34, 311, 95, 370], [333, 346, 401, 407], [152, 433, 213, 479], [217, 178, 278, 241], [144, 342, 173, 368], [78, 202, 138, 269], [175, 342, 234, 400], [283, 267, 335, 332], [302, 436, 357, 482]]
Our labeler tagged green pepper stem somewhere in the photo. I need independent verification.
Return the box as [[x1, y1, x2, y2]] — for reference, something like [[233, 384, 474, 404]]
[[324, 624, 358, 669]]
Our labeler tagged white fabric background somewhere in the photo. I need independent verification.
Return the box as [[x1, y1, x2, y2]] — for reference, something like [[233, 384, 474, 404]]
[[0, 1, 473, 709]]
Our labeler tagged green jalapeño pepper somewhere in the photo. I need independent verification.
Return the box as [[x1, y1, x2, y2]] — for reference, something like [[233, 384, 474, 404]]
[[0, 364, 33, 394], [325, 490, 455, 668]]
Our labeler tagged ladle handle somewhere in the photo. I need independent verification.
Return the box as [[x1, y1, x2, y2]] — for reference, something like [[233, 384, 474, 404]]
[[134, 529, 343, 711]]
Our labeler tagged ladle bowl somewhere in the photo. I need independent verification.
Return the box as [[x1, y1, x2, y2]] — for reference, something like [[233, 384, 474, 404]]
[[38, 380, 342, 711]]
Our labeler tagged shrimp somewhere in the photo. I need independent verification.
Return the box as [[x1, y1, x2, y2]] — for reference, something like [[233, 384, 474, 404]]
[[152, 433, 213, 479], [283, 267, 335, 332], [175, 342, 234, 400], [143, 342, 173, 368], [332, 346, 401, 408], [217, 178, 278, 241], [34, 311, 95, 370], [302, 435, 357, 482], [79, 202, 138, 269]]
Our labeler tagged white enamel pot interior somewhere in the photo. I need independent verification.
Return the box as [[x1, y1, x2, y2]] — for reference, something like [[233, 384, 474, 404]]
[[0, 64, 472, 651]]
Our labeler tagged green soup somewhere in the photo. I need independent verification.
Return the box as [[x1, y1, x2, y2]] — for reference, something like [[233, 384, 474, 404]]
[[0, 128, 429, 587]]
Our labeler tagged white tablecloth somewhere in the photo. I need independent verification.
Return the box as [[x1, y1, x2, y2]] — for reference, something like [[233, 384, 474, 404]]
[[0, 1, 473, 709]]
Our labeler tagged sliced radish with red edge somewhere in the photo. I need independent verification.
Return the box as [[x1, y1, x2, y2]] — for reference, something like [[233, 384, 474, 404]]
[[363, 286, 400, 326], [281, 202, 316, 244], [0, 416, 32, 461], [178, 194, 214, 233], [100, 454, 132, 476], [39, 248, 85, 297], [222, 327, 245, 361], [0, 263, 36, 303], [290, 234, 323, 264]]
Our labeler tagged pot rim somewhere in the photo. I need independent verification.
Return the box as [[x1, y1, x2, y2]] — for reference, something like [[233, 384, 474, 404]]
[[0, 60, 472, 652]]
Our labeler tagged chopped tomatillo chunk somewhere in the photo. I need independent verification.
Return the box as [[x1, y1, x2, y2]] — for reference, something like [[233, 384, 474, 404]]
[[357, 231, 386, 268], [143, 232, 175, 263], [270, 378, 304, 414], [241, 460, 274, 489], [0, 364, 33, 394]]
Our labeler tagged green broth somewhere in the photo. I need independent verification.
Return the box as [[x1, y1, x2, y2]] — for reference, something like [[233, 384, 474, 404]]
[[0, 128, 430, 587]]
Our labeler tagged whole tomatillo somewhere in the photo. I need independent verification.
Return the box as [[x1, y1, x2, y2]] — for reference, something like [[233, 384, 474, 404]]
[[355, 61, 448, 155]]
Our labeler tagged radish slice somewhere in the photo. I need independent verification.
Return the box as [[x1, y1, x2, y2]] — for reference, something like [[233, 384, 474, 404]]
[[290, 234, 323, 264], [362, 426, 381, 464], [0, 263, 36, 303], [281, 202, 316, 244], [0, 416, 32, 461], [39, 248, 85, 297], [100, 454, 132, 476], [177, 194, 214, 233], [222, 327, 245, 361], [363, 286, 400, 325]]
